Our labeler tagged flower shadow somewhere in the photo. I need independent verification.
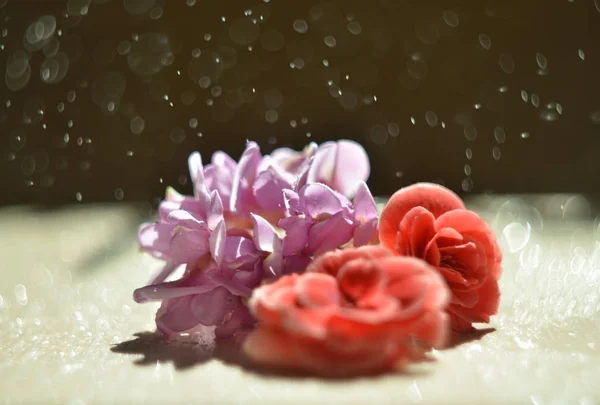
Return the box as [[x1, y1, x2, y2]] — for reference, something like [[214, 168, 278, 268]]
[[111, 331, 254, 371], [111, 331, 427, 381], [445, 327, 496, 349]]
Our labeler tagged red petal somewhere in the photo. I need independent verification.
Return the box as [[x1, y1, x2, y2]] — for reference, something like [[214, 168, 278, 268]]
[[379, 183, 465, 250]]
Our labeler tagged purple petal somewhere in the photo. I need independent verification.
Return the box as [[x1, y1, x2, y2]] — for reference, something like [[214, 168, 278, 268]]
[[230, 142, 261, 214], [138, 222, 173, 259], [251, 213, 281, 253], [170, 227, 212, 264], [279, 216, 312, 255], [211, 150, 237, 171], [282, 189, 302, 215], [164, 209, 207, 229], [352, 218, 378, 247], [299, 183, 347, 219], [223, 236, 258, 266], [331, 140, 370, 198], [232, 261, 264, 290], [210, 219, 226, 265], [156, 295, 200, 334], [206, 191, 224, 230], [214, 299, 255, 338], [304, 210, 355, 256], [189, 286, 236, 326], [133, 280, 218, 303], [307, 142, 336, 186], [253, 167, 292, 211], [188, 152, 211, 206], [262, 250, 284, 277], [158, 199, 206, 223], [283, 255, 313, 275], [209, 271, 254, 297], [353, 181, 378, 221]]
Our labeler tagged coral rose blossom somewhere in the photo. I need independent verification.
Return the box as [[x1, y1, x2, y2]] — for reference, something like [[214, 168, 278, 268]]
[[379, 183, 502, 332], [243, 246, 449, 376]]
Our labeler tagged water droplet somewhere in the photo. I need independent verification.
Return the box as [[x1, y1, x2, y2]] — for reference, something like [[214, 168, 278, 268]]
[[521, 132, 530, 139], [181, 90, 196, 106], [478, 33, 491, 50], [114, 188, 124, 200], [425, 111, 438, 127], [265, 109, 279, 123], [443, 10, 459, 27], [578, 48, 585, 60], [461, 177, 474, 192], [540, 108, 559, 122], [130, 116, 144, 134], [519, 243, 542, 270], [290, 120, 297, 128], [369, 125, 388, 145], [293, 19, 308, 34], [492, 146, 501, 160], [531, 93, 540, 108], [502, 222, 531, 253], [170, 127, 186, 144], [387, 122, 400, 137], [76, 192, 83, 201], [338, 90, 358, 110], [521, 90, 528, 102], [464, 124, 477, 141], [14, 284, 27, 303], [324, 35, 337, 48], [535, 53, 547, 69], [499, 54, 515, 73], [465, 148, 473, 160], [464, 164, 472, 176], [494, 127, 506, 144], [189, 118, 198, 128], [348, 21, 362, 35]]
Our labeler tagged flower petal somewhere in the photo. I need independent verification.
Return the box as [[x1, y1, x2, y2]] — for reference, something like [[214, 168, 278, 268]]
[[251, 213, 281, 253], [138, 222, 173, 259], [210, 219, 226, 265], [170, 227, 212, 264], [189, 286, 235, 326], [353, 181, 378, 221], [299, 183, 347, 219], [253, 167, 292, 211], [156, 295, 200, 333], [133, 280, 218, 303], [230, 141, 261, 214], [188, 152, 211, 206], [295, 273, 341, 308], [304, 210, 355, 256], [379, 183, 465, 250], [279, 216, 312, 255], [331, 140, 370, 198], [353, 218, 378, 247]]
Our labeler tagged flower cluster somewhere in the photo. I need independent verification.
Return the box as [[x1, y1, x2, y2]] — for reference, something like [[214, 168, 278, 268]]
[[134, 140, 377, 338], [241, 183, 501, 375], [134, 140, 502, 376]]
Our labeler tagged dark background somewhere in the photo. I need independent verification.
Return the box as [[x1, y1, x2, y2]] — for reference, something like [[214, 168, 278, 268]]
[[1, 0, 600, 206]]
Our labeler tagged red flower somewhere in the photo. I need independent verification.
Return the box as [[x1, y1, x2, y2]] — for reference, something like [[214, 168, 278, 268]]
[[242, 246, 449, 376], [379, 183, 502, 332]]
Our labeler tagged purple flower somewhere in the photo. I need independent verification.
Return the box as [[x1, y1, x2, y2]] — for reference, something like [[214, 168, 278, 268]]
[[306, 139, 370, 198], [134, 139, 377, 342], [279, 181, 378, 257], [138, 152, 226, 284], [134, 258, 257, 339]]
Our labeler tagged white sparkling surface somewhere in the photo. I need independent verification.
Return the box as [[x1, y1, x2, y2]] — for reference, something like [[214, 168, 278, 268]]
[[0, 198, 599, 404]]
